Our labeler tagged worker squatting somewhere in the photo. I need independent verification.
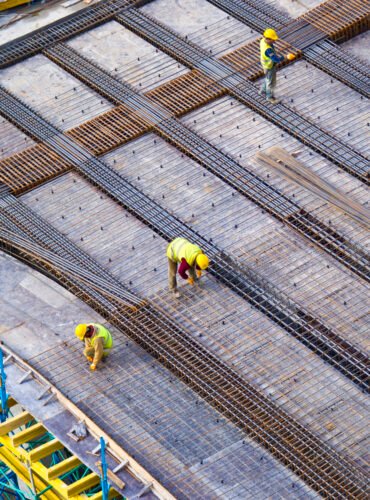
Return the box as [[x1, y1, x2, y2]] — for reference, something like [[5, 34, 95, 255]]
[[75, 238, 210, 371]]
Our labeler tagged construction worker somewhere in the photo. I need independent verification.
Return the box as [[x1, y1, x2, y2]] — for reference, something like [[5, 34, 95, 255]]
[[259, 28, 294, 104], [167, 237, 210, 297], [75, 323, 113, 371]]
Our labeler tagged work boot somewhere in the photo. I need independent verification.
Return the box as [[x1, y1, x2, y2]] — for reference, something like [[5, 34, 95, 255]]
[[172, 290, 180, 299], [267, 97, 280, 104]]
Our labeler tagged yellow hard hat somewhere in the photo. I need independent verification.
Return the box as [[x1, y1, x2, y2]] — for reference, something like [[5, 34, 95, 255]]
[[286, 53, 295, 61], [196, 254, 210, 270], [75, 323, 87, 341], [263, 28, 278, 40]]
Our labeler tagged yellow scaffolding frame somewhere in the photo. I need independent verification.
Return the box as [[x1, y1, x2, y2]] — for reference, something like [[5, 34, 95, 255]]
[[0, 402, 121, 499]]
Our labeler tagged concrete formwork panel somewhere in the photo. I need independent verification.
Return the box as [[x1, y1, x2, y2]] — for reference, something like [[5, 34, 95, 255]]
[[141, 0, 259, 57], [0, 54, 113, 131], [0, 118, 36, 160], [342, 31, 370, 64], [68, 20, 189, 92]]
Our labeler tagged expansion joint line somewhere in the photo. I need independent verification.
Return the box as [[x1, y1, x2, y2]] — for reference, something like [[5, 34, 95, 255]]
[[0, 86, 368, 394], [0, 194, 368, 499]]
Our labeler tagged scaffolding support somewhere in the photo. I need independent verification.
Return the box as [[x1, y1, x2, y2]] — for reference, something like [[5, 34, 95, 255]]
[[0, 349, 9, 423]]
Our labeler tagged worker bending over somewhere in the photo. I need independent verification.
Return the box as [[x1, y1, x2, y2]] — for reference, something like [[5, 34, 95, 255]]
[[167, 237, 210, 297], [260, 28, 295, 104], [75, 323, 113, 371]]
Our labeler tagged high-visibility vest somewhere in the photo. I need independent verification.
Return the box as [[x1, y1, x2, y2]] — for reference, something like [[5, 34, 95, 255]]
[[167, 238, 202, 266], [260, 38, 274, 70], [90, 324, 113, 350]]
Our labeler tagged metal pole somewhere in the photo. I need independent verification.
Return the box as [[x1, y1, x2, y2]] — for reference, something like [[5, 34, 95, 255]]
[[0, 349, 8, 423], [100, 437, 109, 500]]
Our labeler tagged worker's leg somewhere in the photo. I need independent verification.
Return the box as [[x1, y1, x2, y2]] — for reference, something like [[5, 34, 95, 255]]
[[270, 67, 277, 97], [265, 69, 275, 99], [168, 258, 178, 291], [260, 71, 267, 95]]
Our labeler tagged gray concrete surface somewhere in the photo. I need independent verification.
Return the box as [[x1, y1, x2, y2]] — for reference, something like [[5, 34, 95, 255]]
[[0, 250, 315, 499], [68, 20, 189, 91], [0, 0, 94, 46]]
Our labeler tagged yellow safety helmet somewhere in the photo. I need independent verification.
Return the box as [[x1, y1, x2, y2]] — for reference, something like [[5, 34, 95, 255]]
[[196, 254, 210, 270], [263, 28, 278, 40], [75, 323, 87, 341]]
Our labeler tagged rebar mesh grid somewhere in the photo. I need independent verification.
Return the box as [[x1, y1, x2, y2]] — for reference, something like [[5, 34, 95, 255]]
[[19, 173, 370, 468]]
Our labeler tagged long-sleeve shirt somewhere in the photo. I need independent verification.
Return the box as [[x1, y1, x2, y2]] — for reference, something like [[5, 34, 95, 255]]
[[265, 47, 284, 64], [85, 336, 104, 366], [178, 258, 192, 279]]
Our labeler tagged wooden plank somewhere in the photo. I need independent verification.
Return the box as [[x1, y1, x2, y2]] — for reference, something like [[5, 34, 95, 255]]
[[256, 147, 370, 228]]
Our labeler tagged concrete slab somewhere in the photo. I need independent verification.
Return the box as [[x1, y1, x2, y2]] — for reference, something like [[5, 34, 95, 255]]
[[141, 0, 259, 57], [342, 31, 370, 65], [0, 54, 113, 131], [0, 0, 93, 46], [68, 20, 189, 91], [0, 118, 36, 160]]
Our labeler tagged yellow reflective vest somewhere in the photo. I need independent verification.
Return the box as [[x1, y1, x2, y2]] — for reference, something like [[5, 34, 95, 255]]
[[167, 238, 202, 266], [260, 38, 274, 70], [90, 324, 113, 350]]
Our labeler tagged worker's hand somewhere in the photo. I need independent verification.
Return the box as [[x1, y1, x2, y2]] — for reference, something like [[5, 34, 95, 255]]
[[286, 53, 295, 61], [187, 277, 194, 286], [86, 356, 93, 363], [196, 270, 202, 278], [90, 363, 97, 371]]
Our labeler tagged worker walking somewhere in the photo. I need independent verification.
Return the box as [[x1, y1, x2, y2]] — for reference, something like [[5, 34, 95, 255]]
[[167, 237, 210, 298], [259, 28, 294, 104], [75, 323, 113, 371]]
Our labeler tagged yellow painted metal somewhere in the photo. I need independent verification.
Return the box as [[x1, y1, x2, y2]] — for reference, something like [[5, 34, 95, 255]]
[[0, 410, 33, 435], [47, 455, 81, 480], [0, 0, 30, 12], [66, 472, 100, 497], [89, 489, 122, 500], [29, 437, 64, 463], [0, 399, 122, 499], [11, 422, 46, 446], [0, 446, 61, 500], [32, 460, 84, 499]]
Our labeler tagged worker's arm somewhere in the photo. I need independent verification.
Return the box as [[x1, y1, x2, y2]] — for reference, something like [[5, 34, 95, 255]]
[[178, 258, 191, 279], [265, 48, 284, 63], [92, 337, 104, 367]]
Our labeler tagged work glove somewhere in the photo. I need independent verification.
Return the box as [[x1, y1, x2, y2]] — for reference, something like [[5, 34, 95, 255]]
[[187, 277, 194, 286], [90, 363, 97, 371], [196, 270, 202, 278]]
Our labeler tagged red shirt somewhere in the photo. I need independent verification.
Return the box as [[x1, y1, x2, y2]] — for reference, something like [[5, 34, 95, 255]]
[[178, 258, 191, 279]]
